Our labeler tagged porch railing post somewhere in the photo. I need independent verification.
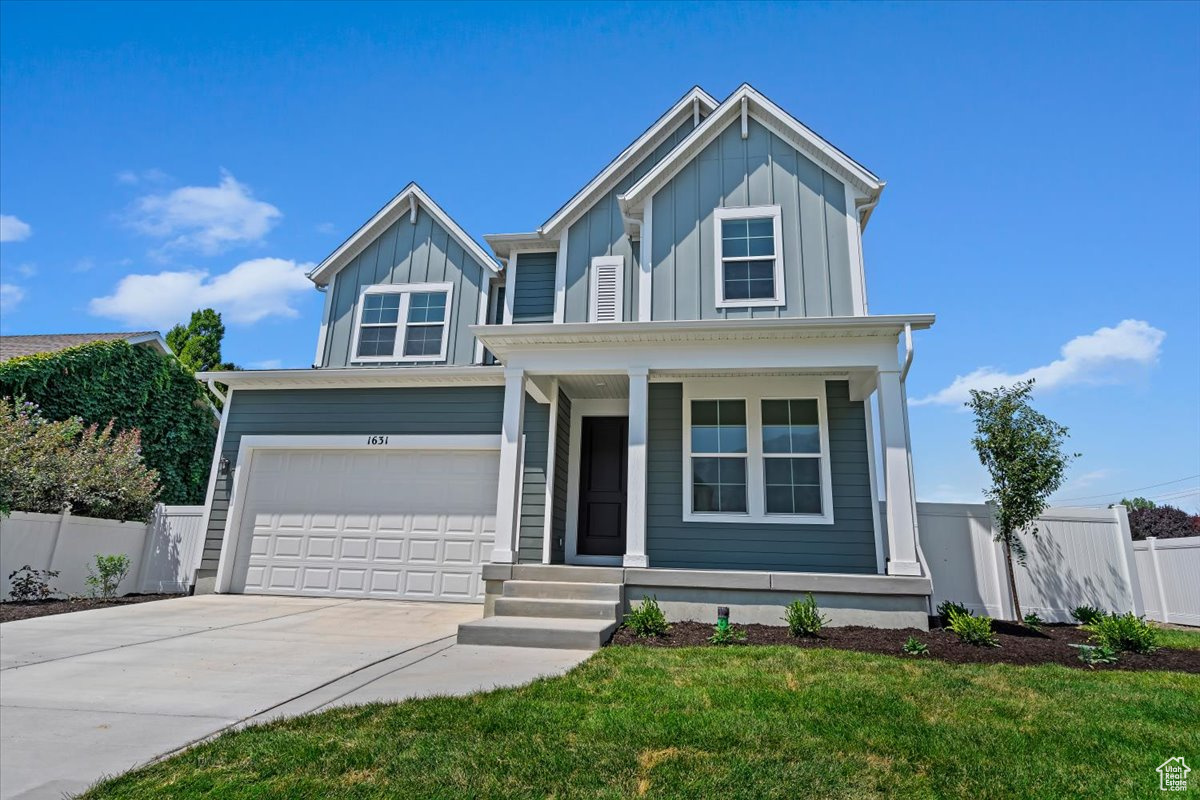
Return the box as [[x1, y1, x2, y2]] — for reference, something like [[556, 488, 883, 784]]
[[492, 367, 527, 565], [624, 367, 650, 568]]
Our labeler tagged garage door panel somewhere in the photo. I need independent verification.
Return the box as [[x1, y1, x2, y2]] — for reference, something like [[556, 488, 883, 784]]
[[233, 448, 498, 602]]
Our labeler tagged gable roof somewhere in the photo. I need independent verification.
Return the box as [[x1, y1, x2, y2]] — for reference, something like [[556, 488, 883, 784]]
[[307, 182, 500, 287], [618, 84, 885, 231], [0, 331, 170, 362], [533, 86, 719, 240]]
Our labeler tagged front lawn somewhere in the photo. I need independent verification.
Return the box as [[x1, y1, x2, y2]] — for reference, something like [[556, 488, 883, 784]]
[[86, 646, 1198, 799]]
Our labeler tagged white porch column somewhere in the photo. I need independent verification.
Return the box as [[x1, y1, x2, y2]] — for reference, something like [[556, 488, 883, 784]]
[[876, 369, 922, 576], [624, 367, 650, 568], [492, 367, 526, 564]]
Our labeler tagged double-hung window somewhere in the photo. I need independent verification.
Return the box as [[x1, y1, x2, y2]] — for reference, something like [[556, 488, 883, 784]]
[[684, 379, 833, 524], [713, 205, 784, 308], [352, 282, 453, 362]]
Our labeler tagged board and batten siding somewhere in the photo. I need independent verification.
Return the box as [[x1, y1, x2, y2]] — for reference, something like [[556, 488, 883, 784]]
[[650, 117, 855, 321], [563, 118, 699, 323], [199, 386, 505, 575], [646, 380, 877, 573], [511, 252, 557, 323], [322, 205, 491, 367], [518, 401, 550, 563]]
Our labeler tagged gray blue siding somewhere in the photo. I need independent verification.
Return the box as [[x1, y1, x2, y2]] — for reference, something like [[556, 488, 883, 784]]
[[646, 380, 877, 573], [512, 252, 556, 323], [200, 386, 505, 573], [563, 119, 699, 323], [650, 117, 855, 320], [322, 206, 491, 367], [550, 390, 571, 564], [518, 401, 550, 563]]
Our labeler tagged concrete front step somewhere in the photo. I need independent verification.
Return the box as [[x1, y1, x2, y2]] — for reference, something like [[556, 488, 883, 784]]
[[457, 617, 620, 650], [511, 565, 625, 583], [502, 580, 622, 601], [493, 597, 622, 621]]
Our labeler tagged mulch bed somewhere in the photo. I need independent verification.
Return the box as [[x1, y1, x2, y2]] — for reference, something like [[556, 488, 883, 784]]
[[0, 593, 179, 624], [609, 620, 1200, 673]]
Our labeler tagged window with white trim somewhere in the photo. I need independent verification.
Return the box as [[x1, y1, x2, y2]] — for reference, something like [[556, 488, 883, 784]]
[[683, 379, 833, 525], [352, 282, 453, 362], [713, 205, 784, 308]]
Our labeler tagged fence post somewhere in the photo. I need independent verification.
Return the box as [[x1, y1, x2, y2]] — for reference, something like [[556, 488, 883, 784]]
[[135, 504, 163, 594], [1146, 537, 1170, 624], [1111, 504, 1144, 616], [47, 505, 72, 575]]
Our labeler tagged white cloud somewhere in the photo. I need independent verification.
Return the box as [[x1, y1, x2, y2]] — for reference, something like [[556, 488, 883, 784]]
[[249, 359, 284, 370], [128, 170, 282, 255], [73, 258, 95, 273], [0, 215, 32, 242], [15, 263, 37, 278], [89, 257, 313, 329], [116, 168, 170, 186], [315, 222, 337, 235], [0, 283, 25, 312], [913, 320, 1166, 407]]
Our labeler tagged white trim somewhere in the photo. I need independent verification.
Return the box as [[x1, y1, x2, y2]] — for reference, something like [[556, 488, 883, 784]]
[[625, 368, 650, 568], [542, 379, 560, 564], [713, 205, 785, 309], [553, 228, 568, 323], [349, 282, 453, 364], [681, 377, 835, 525], [308, 183, 500, 286], [588, 255, 625, 322], [844, 183, 868, 316], [195, 386, 234, 580], [503, 253, 517, 325], [195, 364, 505, 390], [474, 274, 491, 365], [312, 274, 336, 367], [638, 200, 653, 321], [125, 332, 174, 357], [565, 398, 630, 566], [492, 368, 527, 565], [213, 432, 501, 594], [863, 395, 885, 574]]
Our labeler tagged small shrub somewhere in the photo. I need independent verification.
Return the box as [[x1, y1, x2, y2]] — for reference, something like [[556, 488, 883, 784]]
[[7, 565, 60, 601], [1071, 605, 1105, 625], [708, 625, 747, 645], [1023, 612, 1045, 631], [783, 594, 828, 637], [85, 554, 131, 599], [901, 636, 929, 656], [1128, 505, 1199, 541], [946, 607, 1000, 647], [936, 600, 971, 622], [1084, 612, 1158, 654], [624, 596, 669, 637], [1072, 643, 1119, 668]]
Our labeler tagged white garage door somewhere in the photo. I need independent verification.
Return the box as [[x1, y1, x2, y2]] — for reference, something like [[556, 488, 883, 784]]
[[229, 447, 499, 602]]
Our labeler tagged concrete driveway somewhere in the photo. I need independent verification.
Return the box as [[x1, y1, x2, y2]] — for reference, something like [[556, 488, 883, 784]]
[[0, 595, 590, 800]]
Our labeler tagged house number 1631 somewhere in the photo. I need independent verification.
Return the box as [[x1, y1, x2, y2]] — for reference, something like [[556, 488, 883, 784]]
[[366, 435, 390, 445]]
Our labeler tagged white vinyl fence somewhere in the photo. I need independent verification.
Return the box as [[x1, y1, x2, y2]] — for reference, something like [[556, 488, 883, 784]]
[[1133, 536, 1200, 627], [0, 504, 205, 599], [918, 503, 1143, 623]]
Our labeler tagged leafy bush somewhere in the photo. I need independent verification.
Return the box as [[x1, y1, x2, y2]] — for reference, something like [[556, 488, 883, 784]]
[[936, 600, 972, 623], [7, 565, 60, 601], [902, 636, 929, 656], [708, 625, 747, 645], [86, 554, 131, 599], [0, 340, 216, 504], [1084, 612, 1158, 654], [624, 596, 669, 637], [1128, 505, 1199, 541], [946, 607, 1000, 647], [1071, 605, 1106, 625], [1023, 612, 1045, 630], [0, 398, 160, 521], [1071, 643, 1119, 668], [783, 594, 828, 637]]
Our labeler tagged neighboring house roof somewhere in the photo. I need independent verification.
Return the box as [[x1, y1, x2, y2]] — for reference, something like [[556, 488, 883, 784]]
[[307, 182, 501, 287], [618, 83, 886, 231], [0, 331, 171, 362]]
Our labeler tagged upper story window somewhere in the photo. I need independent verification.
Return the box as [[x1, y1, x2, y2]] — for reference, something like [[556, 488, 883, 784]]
[[352, 282, 453, 363], [713, 205, 785, 308]]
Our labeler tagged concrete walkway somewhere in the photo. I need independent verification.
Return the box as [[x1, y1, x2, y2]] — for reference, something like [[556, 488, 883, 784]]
[[0, 595, 590, 800]]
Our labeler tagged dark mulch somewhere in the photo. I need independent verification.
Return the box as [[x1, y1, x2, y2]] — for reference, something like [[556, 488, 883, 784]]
[[0, 594, 179, 624], [609, 620, 1200, 673]]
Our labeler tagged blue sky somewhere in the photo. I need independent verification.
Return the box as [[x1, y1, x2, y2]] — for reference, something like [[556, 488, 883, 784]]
[[2, 1, 1197, 511]]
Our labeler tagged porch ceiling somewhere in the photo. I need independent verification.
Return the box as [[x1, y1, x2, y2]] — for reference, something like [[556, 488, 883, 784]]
[[558, 373, 630, 400]]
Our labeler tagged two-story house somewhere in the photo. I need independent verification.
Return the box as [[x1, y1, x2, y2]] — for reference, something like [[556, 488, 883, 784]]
[[195, 84, 935, 649]]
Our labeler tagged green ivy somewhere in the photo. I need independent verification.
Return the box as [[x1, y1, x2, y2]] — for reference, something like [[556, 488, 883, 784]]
[[0, 340, 216, 504]]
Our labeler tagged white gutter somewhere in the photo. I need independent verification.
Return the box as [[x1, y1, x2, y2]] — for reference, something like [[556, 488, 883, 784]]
[[205, 379, 227, 406], [899, 322, 914, 383]]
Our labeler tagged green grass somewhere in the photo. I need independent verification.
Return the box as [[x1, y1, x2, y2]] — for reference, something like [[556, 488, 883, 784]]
[[85, 647, 1199, 800], [1154, 624, 1200, 651]]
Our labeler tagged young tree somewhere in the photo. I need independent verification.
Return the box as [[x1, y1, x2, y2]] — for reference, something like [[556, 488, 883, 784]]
[[166, 308, 237, 374], [1120, 496, 1157, 512], [967, 379, 1077, 621]]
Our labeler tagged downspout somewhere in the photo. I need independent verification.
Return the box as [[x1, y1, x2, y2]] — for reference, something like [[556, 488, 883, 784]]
[[205, 379, 227, 407], [896, 323, 931, 595]]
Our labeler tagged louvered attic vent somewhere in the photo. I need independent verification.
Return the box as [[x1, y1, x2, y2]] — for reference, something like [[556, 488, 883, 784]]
[[589, 256, 624, 322]]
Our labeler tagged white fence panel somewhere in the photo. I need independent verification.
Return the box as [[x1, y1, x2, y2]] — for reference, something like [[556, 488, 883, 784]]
[[136, 505, 206, 594], [917, 503, 1009, 618], [1133, 536, 1200, 627]]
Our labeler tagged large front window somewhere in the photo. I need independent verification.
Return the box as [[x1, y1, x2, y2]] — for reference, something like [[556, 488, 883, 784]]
[[353, 283, 452, 362], [684, 380, 833, 524], [713, 205, 784, 308]]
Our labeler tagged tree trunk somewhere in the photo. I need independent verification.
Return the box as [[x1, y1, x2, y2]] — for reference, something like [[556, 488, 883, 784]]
[[1002, 536, 1022, 621]]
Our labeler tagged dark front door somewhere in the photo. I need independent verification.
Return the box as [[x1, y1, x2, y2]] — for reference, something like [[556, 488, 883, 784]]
[[577, 416, 628, 557]]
